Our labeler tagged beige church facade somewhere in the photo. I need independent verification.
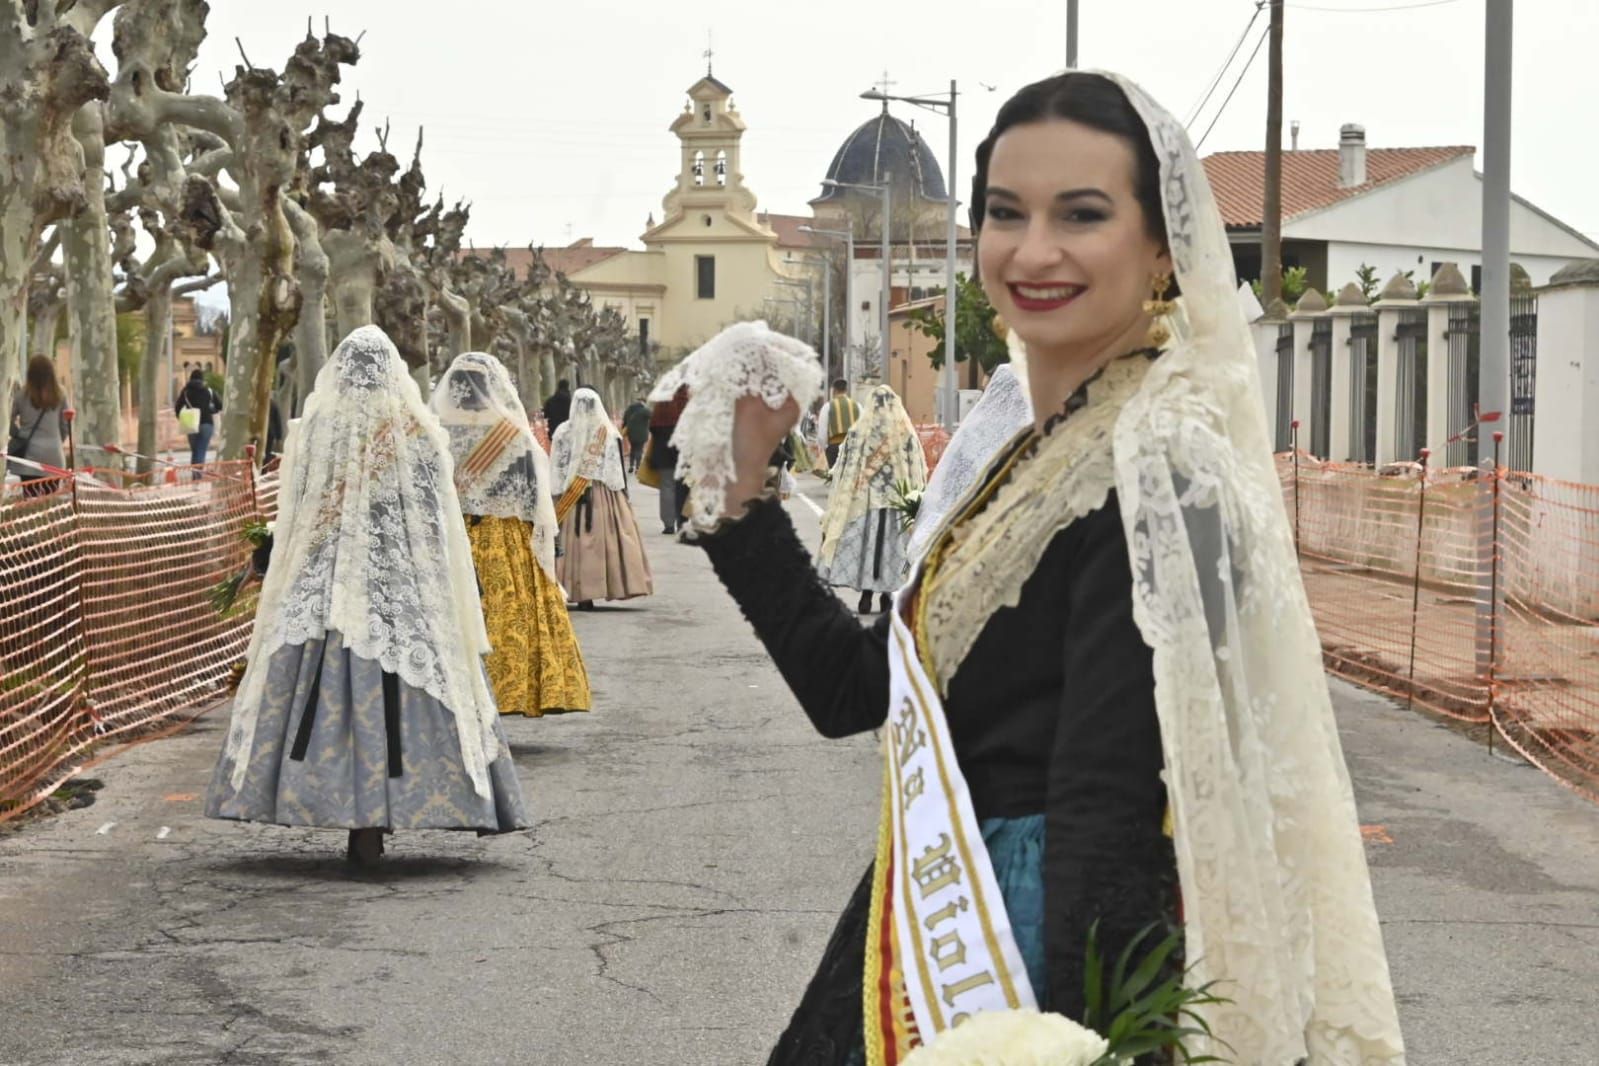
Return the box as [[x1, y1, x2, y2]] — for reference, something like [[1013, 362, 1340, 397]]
[[564, 75, 812, 356]]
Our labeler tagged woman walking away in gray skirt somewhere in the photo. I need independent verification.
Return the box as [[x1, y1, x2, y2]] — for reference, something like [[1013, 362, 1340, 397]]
[[206, 325, 528, 867]]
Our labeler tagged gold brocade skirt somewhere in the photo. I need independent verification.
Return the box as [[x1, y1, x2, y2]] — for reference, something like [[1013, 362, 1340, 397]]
[[466, 515, 592, 717]]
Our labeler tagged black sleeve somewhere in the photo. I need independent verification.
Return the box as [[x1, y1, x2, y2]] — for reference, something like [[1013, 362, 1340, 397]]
[[212, 388, 223, 414], [697, 497, 890, 738], [252, 533, 274, 576], [1044, 502, 1175, 1021]]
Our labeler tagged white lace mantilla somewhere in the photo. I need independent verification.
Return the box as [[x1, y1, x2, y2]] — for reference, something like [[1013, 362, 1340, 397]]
[[224, 326, 503, 800], [551, 387, 625, 493], [432, 351, 559, 577], [649, 320, 825, 532]]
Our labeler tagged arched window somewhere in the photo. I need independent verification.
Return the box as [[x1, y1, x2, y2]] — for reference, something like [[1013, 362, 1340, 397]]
[[692, 150, 705, 186]]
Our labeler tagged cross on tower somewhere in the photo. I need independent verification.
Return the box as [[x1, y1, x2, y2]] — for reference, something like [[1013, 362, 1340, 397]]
[[874, 71, 897, 110], [704, 30, 714, 76]]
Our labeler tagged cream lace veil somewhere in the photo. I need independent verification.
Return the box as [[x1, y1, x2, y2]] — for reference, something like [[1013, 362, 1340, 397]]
[[432, 351, 559, 578], [222, 326, 503, 800], [551, 387, 626, 493], [1100, 72, 1405, 1062], [817, 385, 927, 567], [905, 363, 1032, 564]]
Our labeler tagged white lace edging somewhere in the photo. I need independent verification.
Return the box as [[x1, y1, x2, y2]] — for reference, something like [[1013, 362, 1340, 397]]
[[648, 320, 825, 533]]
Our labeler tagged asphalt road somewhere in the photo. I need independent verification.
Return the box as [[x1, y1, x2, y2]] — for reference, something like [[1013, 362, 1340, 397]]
[[2, 477, 1596, 1065]]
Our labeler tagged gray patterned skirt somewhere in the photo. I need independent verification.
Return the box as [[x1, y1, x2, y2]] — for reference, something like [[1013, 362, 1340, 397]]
[[206, 630, 528, 833], [816, 509, 910, 594]]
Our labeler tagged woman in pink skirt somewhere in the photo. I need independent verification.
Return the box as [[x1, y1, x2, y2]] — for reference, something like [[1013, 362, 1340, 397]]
[[550, 388, 654, 607]]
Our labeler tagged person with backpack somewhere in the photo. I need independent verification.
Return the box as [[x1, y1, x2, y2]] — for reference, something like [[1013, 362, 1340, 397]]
[[175, 369, 222, 475], [7, 355, 70, 496]]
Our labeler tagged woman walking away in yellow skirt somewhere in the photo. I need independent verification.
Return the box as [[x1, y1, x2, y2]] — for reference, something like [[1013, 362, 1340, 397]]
[[550, 388, 654, 607], [434, 352, 591, 716]]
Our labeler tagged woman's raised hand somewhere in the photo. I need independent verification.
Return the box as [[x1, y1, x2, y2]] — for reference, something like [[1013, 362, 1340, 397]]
[[725, 394, 800, 512]]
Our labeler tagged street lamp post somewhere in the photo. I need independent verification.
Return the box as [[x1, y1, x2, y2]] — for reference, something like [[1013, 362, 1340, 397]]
[[800, 223, 856, 385], [861, 82, 959, 428], [821, 177, 891, 389]]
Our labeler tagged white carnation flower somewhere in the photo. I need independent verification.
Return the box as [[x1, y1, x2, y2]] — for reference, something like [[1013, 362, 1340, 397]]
[[901, 1009, 1110, 1066]]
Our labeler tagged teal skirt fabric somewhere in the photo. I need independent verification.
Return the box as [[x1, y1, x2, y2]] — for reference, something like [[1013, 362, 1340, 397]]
[[842, 813, 1046, 1066], [980, 812, 1049, 998]]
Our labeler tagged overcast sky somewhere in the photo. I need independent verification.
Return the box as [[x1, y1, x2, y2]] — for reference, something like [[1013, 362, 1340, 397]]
[[141, 0, 1598, 251]]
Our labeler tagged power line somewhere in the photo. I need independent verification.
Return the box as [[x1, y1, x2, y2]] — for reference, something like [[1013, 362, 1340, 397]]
[[1185, 1, 1267, 128], [1287, 0, 1459, 11], [1196, 26, 1270, 151]]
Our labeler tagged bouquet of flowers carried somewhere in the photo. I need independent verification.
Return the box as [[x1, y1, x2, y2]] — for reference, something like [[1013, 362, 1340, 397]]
[[902, 926, 1229, 1066], [889, 479, 924, 532], [208, 519, 274, 616]]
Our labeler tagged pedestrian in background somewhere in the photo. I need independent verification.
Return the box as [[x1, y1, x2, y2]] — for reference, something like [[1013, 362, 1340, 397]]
[[7, 355, 69, 496], [175, 369, 222, 476], [542, 378, 573, 437], [822, 378, 859, 469], [648, 388, 688, 534], [621, 396, 651, 475]]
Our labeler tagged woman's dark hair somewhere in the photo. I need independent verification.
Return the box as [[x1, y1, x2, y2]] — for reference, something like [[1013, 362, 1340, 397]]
[[971, 73, 1167, 248], [189, 368, 204, 383], [25, 355, 62, 411]]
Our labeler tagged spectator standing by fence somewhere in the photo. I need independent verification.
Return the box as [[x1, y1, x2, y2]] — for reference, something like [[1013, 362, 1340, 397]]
[[7, 356, 69, 496], [175, 369, 222, 475]]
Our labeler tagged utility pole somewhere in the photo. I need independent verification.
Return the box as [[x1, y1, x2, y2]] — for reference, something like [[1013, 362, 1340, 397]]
[[1066, 0, 1079, 67], [1476, 0, 1513, 680], [1261, 0, 1286, 316]]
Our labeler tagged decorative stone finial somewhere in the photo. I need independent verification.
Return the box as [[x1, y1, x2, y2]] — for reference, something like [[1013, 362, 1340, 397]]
[[1428, 261, 1471, 298], [1547, 259, 1599, 288], [1510, 262, 1533, 293], [1334, 281, 1368, 308], [1294, 287, 1329, 313], [1378, 271, 1418, 302]]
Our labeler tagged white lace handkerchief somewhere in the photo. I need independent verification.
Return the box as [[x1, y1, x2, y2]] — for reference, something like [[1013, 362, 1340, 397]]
[[649, 320, 825, 532]]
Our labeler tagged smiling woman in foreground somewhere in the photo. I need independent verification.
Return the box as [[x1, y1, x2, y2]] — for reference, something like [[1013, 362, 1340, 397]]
[[679, 71, 1405, 1064]]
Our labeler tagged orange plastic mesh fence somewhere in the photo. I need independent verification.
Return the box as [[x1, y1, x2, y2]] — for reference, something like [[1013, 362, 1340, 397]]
[[0, 461, 263, 820], [1280, 452, 1599, 801], [0, 478, 91, 818], [915, 425, 952, 473]]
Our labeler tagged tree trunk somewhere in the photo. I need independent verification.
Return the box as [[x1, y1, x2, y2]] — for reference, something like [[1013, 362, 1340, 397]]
[[540, 351, 557, 404], [284, 199, 328, 415], [30, 300, 65, 360], [437, 286, 470, 359], [61, 108, 121, 459], [137, 282, 171, 475], [218, 253, 261, 459]]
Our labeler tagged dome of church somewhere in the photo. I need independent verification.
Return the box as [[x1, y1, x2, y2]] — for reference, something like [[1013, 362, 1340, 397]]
[[815, 110, 948, 204]]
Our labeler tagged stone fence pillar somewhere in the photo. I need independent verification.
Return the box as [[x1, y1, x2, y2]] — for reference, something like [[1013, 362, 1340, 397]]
[[1373, 271, 1421, 465], [1533, 260, 1599, 483], [1422, 263, 1477, 468], [1327, 282, 1369, 463]]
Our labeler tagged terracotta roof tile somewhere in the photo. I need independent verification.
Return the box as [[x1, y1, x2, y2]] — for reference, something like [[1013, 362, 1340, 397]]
[[461, 241, 628, 281], [758, 212, 818, 249], [1201, 146, 1475, 228]]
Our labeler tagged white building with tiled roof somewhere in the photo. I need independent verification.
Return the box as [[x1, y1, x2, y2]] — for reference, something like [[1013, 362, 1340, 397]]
[[1206, 124, 1599, 294]]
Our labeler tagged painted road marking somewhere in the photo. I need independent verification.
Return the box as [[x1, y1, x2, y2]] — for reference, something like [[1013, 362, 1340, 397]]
[[95, 821, 117, 835], [797, 494, 824, 518], [156, 826, 171, 840]]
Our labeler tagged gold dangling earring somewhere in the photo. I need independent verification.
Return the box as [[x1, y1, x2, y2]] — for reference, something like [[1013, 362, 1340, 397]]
[[989, 313, 1008, 341], [1143, 272, 1175, 348]]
